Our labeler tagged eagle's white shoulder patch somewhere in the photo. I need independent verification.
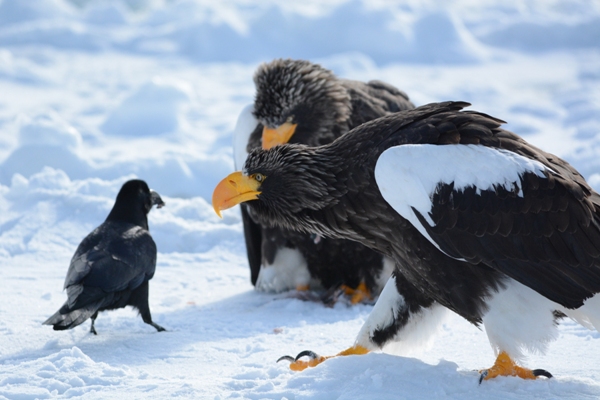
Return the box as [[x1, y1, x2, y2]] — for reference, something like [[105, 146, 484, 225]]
[[374, 144, 549, 255], [233, 104, 258, 170]]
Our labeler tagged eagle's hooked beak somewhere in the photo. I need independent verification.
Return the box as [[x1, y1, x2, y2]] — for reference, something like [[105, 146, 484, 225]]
[[262, 122, 297, 149], [212, 171, 261, 217]]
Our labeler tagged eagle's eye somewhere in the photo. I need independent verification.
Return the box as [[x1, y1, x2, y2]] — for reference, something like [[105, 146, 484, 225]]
[[254, 173, 265, 183], [286, 115, 294, 124]]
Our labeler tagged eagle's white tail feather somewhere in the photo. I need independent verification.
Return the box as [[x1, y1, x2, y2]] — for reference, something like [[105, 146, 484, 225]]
[[562, 294, 600, 332]]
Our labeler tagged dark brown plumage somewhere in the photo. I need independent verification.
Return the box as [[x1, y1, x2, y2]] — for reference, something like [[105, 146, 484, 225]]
[[215, 101, 600, 379], [249, 59, 414, 149], [238, 59, 413, 298]]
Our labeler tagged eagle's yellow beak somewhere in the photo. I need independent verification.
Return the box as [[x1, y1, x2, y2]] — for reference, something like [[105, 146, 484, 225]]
[[262, 122, 297, 149], [212, 171, 261, 217]]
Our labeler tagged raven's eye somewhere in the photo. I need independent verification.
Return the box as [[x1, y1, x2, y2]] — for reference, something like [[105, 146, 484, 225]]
[[254, 173, 265, 183]]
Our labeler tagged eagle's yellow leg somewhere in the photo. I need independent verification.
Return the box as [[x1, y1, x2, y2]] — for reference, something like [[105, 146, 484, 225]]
[[279, 345, 370, 371], [479, 352, 552, 383], [341, 282, 372, 304], [295, 284, 310, 291]]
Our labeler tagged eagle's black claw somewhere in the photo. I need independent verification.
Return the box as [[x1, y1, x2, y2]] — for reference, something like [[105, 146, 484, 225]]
[[295, 350, 320, 361], [277, 355, 295, 363], [532, 369, 553, 379], [478, 370, 488, 385]]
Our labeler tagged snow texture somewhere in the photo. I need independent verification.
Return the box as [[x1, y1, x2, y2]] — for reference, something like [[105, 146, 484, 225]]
[[1, 0, 600, 398]]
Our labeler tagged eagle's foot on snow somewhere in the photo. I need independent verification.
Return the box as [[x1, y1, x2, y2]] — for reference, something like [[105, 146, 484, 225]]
[[277, 351, 327, 371], [277, 345, 369, 371], [478, 352, 552, 383], [341, 282, 372, 305], [321, 282, 373, 306]]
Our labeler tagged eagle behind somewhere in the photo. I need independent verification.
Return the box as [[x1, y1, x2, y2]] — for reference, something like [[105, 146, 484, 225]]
[[238, 58, 413, 300]]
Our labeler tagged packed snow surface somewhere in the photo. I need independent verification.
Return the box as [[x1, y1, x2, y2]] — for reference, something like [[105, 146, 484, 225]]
[[1, 0, 600, 398]]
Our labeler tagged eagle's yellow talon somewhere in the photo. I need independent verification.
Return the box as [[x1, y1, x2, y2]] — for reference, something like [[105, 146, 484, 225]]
[[478, 352, 552, 383], [341, 282, 372, 304], [278, 345, 370, 371], [289, 356, 327, 371]]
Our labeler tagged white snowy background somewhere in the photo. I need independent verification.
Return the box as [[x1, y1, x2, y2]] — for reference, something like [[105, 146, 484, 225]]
[[1, 0, 600, 398]]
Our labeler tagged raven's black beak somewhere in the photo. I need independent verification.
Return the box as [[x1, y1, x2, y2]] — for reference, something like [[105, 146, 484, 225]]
[[150, 190, 165, 209]]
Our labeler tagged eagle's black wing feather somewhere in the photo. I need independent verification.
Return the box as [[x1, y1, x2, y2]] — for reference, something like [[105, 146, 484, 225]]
[[380, 108, 600, 309], [241, 204, 263, 285]]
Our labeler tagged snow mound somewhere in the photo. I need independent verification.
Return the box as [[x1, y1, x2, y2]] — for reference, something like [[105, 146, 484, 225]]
[[83, 1, 129, 26], [0, 169, 122, 256], [480, 18, 600, 52], [0, 112, 89, 185], [0, 346, 133, 399], [19, 111, 82, 150], [406, 11, 490, 63], [0, 0, 72, 27], [101, 77, 192, 136], [238, 353, 600, 399], [0, 167, 240, 256]]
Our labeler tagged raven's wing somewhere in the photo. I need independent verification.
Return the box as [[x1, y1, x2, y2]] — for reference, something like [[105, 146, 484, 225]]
[[64, 223, 157, 306]]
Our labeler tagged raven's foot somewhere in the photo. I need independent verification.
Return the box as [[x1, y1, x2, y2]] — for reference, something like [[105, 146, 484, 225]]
[[277, 345, 369, 371], [478, 352, 552, 384], [150, 322, 166, 332]]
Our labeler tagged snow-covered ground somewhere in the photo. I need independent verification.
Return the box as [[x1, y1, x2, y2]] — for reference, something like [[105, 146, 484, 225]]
[[1, 0, 600, 398]]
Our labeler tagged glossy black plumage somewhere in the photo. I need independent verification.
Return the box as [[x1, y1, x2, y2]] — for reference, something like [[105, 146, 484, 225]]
[[241, 101, 600, 334], [43, 179, 166, 334], [240, 58, 413, 296]]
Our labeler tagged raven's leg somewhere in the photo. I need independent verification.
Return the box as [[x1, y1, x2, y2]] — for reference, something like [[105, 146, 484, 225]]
[[130, 281, 166, 332], [90, 311, 98, 335]]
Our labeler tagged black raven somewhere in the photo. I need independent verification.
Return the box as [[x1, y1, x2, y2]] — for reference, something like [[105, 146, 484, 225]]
[[44, 179, 166, 334]]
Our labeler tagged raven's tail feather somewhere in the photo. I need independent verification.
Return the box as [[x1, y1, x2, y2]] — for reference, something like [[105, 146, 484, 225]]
[[43, 292, 115, 331], [43, 306, 98, 330]]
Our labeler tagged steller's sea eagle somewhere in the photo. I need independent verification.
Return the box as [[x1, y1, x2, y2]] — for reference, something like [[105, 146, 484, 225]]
[[235, 58, 412, 302], [213, 101, 600, 381]]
